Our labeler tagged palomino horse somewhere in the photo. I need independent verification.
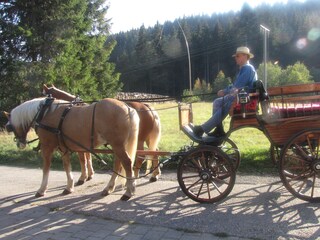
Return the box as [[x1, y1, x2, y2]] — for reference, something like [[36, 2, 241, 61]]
[[42, 84, 162, 182], [4, 97, 139, 201]]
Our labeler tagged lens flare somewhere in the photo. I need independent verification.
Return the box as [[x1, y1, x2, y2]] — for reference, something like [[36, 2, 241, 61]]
[[296, 38, 307, 50], [308, 28, 320, 41]]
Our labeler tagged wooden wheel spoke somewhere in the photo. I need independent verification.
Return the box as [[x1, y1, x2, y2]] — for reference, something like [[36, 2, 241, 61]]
[[186, 178, 202, 191], [292, 144, 312, 162]]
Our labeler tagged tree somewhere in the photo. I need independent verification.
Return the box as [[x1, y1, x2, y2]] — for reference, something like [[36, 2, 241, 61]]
[[257, 62, 282, 87], [0, 0, 120, 110], [212, 71, 232, 93], [280, 62, 313, 86], [257, 61, 313, 87]]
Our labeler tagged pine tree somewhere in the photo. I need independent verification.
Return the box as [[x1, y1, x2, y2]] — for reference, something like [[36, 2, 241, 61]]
[[0, 0, 120, 110]]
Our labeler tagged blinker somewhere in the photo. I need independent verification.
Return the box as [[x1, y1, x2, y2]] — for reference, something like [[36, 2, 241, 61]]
[[5, 124, 14, 132]]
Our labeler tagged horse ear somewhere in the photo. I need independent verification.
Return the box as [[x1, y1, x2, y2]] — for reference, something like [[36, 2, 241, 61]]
[[2, 111, 10, 119], [43, 84, 48, 90]]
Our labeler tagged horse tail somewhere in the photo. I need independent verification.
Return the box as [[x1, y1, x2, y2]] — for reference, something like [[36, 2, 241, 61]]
[[126, 106, 140, 165]]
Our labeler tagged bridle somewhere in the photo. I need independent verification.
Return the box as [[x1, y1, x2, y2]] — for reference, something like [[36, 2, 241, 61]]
[[6, 97, 54, 146], [6, 114, 33, 146]]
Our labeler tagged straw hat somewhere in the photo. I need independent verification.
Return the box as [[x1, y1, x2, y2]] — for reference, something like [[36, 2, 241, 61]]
[[232, 46, 254, 58]]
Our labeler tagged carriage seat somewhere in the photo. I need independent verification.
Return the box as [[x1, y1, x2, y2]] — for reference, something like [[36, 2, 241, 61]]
[[268, 103, 320, 118], [266, 83, 320, 119], [231, 80, 268, 117]]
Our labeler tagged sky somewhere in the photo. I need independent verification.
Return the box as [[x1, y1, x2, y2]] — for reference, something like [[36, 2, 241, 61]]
[[107, 0, 305, 34]]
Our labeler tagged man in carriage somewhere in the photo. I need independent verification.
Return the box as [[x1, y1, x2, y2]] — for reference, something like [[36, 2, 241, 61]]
[[193, 46, 257, 138]]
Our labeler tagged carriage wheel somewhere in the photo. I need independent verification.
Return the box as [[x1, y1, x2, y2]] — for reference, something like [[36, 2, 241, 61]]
[[177, 145, 236, 203], [279, 129, 320, 202], [220, 138, 240, 171], [270, 144, 281, 166]]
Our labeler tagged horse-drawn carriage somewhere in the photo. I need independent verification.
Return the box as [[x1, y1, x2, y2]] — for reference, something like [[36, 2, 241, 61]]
[[179, 82, 320, 203], [4, 82, 320, 203]]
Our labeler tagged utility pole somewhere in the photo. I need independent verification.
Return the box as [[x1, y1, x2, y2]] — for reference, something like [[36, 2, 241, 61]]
[[178, 21, 192, 92], [260, 25, 270, 89]]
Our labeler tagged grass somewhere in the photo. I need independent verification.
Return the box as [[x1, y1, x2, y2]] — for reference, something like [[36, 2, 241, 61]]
[[0, 102, 277, 174]]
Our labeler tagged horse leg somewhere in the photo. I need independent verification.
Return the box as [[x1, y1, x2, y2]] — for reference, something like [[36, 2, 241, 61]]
[[101, 156, 122, 196], [61, 152, 74, 195], [133, 140, 144, 178], [36, 147, 54, 197], [147, 153, 160, 182], [76, 152, 94, 186], [120, 153, 136, 201], [86, 152, 95, 181], [146, 118, 161, 182], [117, 147, 136, 201], [103, 147, 135, 201], [76, 152, 88, 185]]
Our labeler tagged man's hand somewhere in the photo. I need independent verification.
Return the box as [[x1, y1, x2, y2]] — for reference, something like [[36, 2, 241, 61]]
[[217, 90, 225, 97]]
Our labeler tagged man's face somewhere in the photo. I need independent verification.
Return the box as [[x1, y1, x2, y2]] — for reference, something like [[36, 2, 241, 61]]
[[234, 53, 248, 66]]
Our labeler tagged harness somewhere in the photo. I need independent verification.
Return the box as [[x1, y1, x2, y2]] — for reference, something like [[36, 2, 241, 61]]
[[35, 100, 108, 165]]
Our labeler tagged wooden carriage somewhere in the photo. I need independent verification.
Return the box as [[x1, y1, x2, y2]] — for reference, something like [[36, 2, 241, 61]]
[[179, 82, 320, 203]]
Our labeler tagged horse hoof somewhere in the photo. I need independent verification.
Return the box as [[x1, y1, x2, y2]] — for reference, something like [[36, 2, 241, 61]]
[[35, 192, 44, 198], [62, 189, 72, 195], [76, 180, 85, 186], [120, 195, 131, 201], [149, 177, 158, 182], [87, 176, 93, 181], [101, 190, 109, 197]]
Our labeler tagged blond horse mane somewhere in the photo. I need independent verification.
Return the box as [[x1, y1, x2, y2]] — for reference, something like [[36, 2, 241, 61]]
[[10, 97, 68, 132]]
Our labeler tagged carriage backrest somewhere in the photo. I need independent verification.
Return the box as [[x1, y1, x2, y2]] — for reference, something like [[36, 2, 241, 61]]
[[231, 80, 268, 117], [267, 83, 320, 96], [266, 83, 320, 119]]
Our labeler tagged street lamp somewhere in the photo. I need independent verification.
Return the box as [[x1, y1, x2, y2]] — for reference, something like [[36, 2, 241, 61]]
[[260, 25, 270, 89], [178, 21, 192, 92]]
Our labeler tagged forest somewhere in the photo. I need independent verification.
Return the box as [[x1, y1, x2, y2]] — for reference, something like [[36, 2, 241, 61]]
[[1, 0, 320, 112], [110, 0, 320, 97]]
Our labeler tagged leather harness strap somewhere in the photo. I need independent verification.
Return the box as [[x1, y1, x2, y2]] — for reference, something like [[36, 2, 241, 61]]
[[90, 102, 97, 152], [35, 101, 108, 165]]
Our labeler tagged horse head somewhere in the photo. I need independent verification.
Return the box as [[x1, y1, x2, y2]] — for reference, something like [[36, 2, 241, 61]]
[[43, 83, 55, 96], [5, 98, 45, 149], [43, 84, 76, 101]]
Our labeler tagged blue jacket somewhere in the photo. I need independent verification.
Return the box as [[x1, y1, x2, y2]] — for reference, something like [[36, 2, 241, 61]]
[[223, 63, 257, 94]]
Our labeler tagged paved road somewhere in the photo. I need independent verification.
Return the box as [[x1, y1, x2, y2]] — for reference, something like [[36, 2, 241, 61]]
[[0, 165, 319, 240]]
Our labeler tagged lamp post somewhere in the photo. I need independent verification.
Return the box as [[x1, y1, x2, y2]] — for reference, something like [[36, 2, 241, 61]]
[[260, 25, 270, 89], [178, 21, 192, 92]]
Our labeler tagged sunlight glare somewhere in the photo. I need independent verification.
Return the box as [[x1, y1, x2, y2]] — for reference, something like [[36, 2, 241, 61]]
[[307, 28, 320, 41]]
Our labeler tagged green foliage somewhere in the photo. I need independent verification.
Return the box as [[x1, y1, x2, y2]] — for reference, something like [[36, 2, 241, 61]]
[[0, 0, 120, 111], [257, 62, 283, 87], [1, 0, 320, 109], [182, 78, 213, 103], [212, 71, 232, 93], [280, 61, 313, 86], [194, 78, 212, 101], [111, 0, 320, 96], [182, 89, 200, 103], [257, 61, 314, 87]]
